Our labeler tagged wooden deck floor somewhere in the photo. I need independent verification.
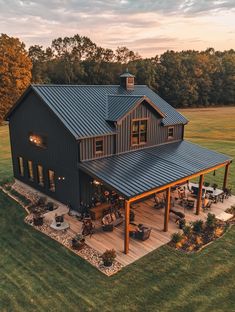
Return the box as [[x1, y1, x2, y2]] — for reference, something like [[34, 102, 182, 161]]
[[64, 194, 235, 266]]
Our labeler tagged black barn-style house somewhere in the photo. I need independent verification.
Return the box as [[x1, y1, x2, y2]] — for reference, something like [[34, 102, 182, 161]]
[[6, 70, 232, 253]]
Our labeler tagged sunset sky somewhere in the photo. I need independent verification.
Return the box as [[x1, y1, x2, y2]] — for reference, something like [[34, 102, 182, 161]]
[[0, 0, 235, 57]]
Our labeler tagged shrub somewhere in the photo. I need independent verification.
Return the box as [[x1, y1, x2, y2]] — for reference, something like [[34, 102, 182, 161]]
[[183, 225, 192, 237], [206, 213, 217, 230], [101, 249, 116, 266], [47, 202, 54, 211], [9, 188, 31, 206], [171, 232, 183, 244], [37, 197, 46, 207], [212, 183, 218, 190], [192, 220, 204, 234]]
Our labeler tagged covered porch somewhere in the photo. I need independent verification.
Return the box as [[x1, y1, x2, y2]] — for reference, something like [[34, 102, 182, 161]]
[[79, 140, 232, 260], [64, 191, 235, 266]]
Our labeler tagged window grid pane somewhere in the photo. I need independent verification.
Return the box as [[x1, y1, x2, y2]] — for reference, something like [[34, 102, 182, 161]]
[[95, 139, 103, 154], [131, 119, 147, 145], [37, 165, 44, 186], [48, 170, 55, 192], [18, 157, 24, 176], [28, 160, 34, 181]]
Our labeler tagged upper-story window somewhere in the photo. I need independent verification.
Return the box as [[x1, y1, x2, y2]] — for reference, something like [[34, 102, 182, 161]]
[[131, 119, 148, 146], [27, 160, 34, 181], [29, 133, 47, 148], [168, 127, 174, 139], [18, 156, 24, 176], [95, 138, 104, 155]]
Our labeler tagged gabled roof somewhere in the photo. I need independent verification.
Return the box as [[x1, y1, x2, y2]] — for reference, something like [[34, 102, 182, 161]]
[[6, 84, 188, 139], [80, 140, 232, 199], [107, 95, 165, 122]]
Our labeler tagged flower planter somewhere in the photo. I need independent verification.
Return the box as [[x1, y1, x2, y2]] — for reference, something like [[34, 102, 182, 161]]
[[103, 261, 113, 267], [71, 238, 85, 250], [33, 216, 44, 226]]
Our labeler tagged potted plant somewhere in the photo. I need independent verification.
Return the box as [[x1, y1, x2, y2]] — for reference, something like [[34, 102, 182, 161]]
[[71, 234, 85, 250], [101, 249, 116, 267], [47, 202, 54, 211], [33, 212, 44, 226], [212, 183, 218, 190], [178, 218, 186, 229]]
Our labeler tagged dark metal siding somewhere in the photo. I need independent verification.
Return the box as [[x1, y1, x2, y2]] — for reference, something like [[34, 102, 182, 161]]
[[9, 90, 80, 210], [116, 101, 183, 154], [80, 134, 115, 161]]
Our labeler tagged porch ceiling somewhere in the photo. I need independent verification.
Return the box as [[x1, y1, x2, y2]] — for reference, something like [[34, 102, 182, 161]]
[[79, 140, 232, 199]]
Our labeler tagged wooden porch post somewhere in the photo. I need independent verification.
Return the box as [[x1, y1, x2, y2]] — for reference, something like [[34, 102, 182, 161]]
[[124, 200, 130, 254], [164, 187, 171, 232], [223, 163, 230, 190], [196, 174, 204, 215]]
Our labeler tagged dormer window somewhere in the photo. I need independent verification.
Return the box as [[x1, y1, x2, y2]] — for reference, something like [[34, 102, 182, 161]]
[[29, 133, 47, 148], [131, 119, 148, 146], [95, 137, 104, 155], [168, 127, 174, 139]]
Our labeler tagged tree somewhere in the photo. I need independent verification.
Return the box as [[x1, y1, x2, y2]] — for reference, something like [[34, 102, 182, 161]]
[[0, 34, 32, 123]]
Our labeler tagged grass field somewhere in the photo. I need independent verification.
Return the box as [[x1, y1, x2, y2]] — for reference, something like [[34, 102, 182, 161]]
[[0, 107, 235, 311], [0, 191, 235, 312], [179, 107, 235, 191]]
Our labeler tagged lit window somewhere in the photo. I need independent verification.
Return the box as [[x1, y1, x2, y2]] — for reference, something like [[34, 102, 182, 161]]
[[18, 157, 24, 176], [127, 77, 134, 84], [131, 119, 147, 146], [48, 170, 55, 192], [27, 160, 34, 181], [29, 133, 47, 148], [168, 127, 174, 139], [37, 165, 44, 187], [95, 138, 104, 154]]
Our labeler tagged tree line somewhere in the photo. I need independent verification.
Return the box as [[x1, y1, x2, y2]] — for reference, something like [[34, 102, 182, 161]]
[[0, 33, 235, 123]]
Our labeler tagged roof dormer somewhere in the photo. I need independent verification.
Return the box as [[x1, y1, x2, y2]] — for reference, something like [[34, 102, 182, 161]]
[[120, 69, 135, 91]]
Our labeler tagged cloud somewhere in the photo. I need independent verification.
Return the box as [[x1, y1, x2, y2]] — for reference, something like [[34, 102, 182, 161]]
[[0, 0, 234, 56]]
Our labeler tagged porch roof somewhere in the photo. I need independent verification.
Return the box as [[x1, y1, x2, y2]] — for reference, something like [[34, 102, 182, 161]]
[[79, 141, 232, 199]]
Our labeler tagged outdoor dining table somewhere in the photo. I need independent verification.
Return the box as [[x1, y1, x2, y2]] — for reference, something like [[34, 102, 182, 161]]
[[190, 182, 224, 203]]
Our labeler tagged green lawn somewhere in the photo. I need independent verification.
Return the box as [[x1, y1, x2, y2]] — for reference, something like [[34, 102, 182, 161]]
[[179, 107, 235, 191], [0, 108, 235, 311], [0, 191, 235, 312], [0, 125, 12, 183]]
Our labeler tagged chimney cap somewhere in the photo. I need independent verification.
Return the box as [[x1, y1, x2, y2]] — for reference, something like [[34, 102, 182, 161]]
[[120, 68, 135, 78]]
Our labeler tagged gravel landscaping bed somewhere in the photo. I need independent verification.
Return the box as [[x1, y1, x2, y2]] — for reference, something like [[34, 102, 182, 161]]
[[25, 214, 123, 276]]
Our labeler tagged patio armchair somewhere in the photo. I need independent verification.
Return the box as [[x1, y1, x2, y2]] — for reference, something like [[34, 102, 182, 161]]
[[135, 226, 152, 241]]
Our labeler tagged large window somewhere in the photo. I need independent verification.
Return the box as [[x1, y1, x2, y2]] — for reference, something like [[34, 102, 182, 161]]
[[131, 119, 148, 146], [168, 127, 174, 139], [48, 170, 55, 192], [27, 160, 34, 181], [18, 157, 24, 176], [29, 133, 47, 148], [95, 138, 104, 155], [37, 165, 44, 187]]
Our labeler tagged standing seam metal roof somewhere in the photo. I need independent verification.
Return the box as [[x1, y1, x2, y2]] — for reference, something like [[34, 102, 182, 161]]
[[32, 85, 188, 139], [79, 140, 231, 199]]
